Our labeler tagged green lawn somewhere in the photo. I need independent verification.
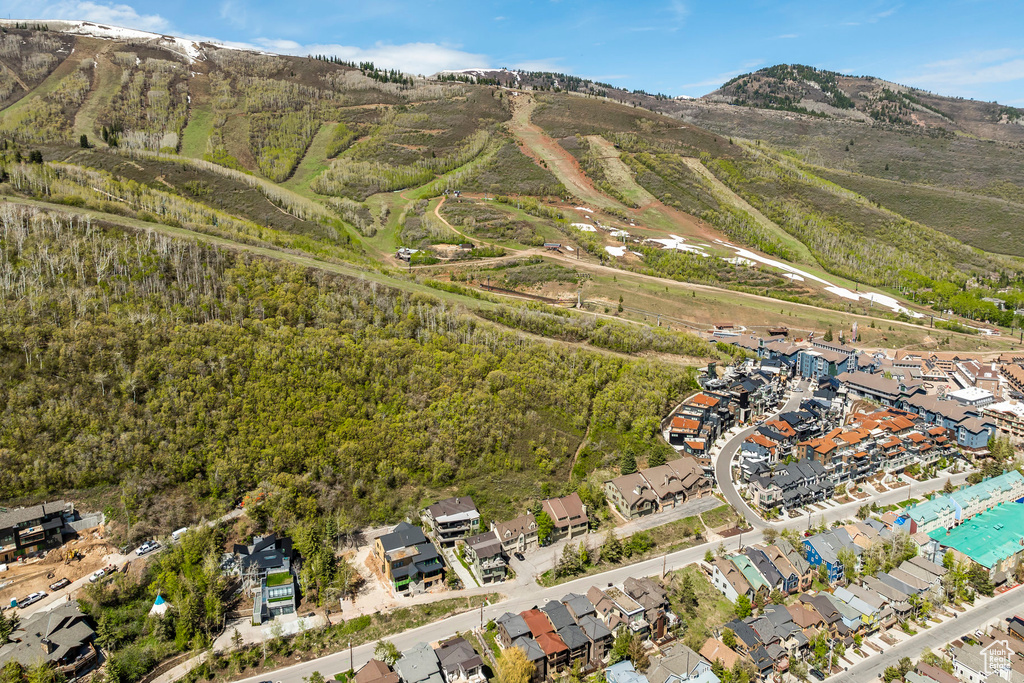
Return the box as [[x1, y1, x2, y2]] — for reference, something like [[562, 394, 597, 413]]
[[266, 572, 292, 587]]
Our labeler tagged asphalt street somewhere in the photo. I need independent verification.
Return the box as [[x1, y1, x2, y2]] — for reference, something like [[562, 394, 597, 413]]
[[229, 470, 976, 683], [714, 379, 809, 529], [831, 583, 1024, 683]]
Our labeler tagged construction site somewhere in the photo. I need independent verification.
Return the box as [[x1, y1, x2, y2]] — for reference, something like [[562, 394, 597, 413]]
[[0, 526, 116, 608]]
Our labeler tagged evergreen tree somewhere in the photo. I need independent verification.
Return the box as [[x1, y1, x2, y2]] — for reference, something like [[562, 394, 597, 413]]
[[647, 450, 667, 468], [620, 447, 638, 475]]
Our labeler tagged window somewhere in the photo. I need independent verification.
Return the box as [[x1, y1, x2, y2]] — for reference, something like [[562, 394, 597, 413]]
[[267, 586, 292, 600]]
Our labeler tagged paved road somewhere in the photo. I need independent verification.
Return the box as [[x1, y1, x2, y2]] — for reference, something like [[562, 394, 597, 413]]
[[713, 379, 809, 530], [831, 583, 1024, 683], [227, 472, 972, 683]]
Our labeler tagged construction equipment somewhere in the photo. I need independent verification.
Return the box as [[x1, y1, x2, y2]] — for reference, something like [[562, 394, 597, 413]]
[[64, 549, 83, 565]]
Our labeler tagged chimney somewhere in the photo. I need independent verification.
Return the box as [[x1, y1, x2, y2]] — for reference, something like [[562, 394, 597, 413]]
[[41, 639, 54, 655]]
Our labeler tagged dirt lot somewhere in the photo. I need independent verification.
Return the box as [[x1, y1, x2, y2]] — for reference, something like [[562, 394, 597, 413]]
[[0, 530, 117, 605]]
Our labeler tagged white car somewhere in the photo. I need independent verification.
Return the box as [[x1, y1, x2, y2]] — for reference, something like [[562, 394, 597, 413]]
[[136, 541, 160, 556], [88, 569, 106, 583], [18, 591, 46, 608]]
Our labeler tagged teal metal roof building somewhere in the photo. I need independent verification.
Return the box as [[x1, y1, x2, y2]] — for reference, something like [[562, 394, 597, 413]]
[[928, 502, 1024, 576]]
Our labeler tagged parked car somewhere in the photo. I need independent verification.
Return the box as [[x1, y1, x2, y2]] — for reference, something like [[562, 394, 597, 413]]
[[136, 541, 160, 556], [514, 552, 525, 561], [88, 569, 106, 583], [172, 527, 189, 541], [809, 669, 825, 681], [18, 591, 46, 608], [48, 578, 71, 591]]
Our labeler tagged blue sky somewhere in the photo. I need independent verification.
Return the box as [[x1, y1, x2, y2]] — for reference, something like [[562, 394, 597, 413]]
[[6, 0, 1024, 104]]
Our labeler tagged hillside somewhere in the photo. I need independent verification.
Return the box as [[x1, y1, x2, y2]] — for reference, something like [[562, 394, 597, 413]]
[[2, 21, 1024, 537], [703, 63, 1024, 143]]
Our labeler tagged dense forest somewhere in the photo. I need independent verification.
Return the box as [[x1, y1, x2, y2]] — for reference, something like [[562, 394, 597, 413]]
[[0, 204, 698, 537]]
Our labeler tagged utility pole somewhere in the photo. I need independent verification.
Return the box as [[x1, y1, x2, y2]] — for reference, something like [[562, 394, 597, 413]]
[[349, 641, 353, 673], [662, 552, 667, 579]]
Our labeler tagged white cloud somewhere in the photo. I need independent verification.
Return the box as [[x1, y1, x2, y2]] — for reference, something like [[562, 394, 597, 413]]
[[775, 33, 799, 39], [262, 39, 491, 76], [898, 48, 1024, 92], [1, 0, 168, 31]]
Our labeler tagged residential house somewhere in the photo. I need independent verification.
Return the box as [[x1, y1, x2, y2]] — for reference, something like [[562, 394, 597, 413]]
[[699, 638, 741, 670], [760, 544, 801, 594], [492, 514, 539, 555], [496, 612, 531, 648], [373, 522, 444, 595], [803, 528, 861, 584], [785, 603, 825, 633], [435, 637, 484, 683], [729, 557, 770, 598], [874, 570, 926, 597], [822, 593, 865, 634], [742, 547, 786, 595], [605, 457, 710, 520], [647, 644, 713, 683], [395, 643, 444, 683], [522, 608, 555, 639], [842, 584, 895, 629], [541, 599, 576, 631], [535, 632, 570, 674], [605, 473, 658, 520], [710, 557, 753, 603], [721, 619, 762, 656], [747, 645, 775, 680], [235, 533, 298, 624], [777, 539, 816, 591], [511, 637, 547, 683], [424, 497, 480, 547], [576, 614, 613, 664], [1008, 617, 1024, 642], [898, 556, 946, 589], [605, 587, 649, 635], [951, 642, 1024, 683], [799, 594, 845, 639], [587, 586, 628, 631], [861, 577, 913, 622], [355, 660, 400, 683], [561, 593, 596, 622], [606, 661, 651, 683], [542, 494, 589, 542], [463, 531, 506, 584], [915, 663, 962, 683], [748, 460, 834, 512], [0, 602, 97, 679], [557, 624, 591, 666], [0, 501, 74, 563], [623, 576, 671, 638]]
